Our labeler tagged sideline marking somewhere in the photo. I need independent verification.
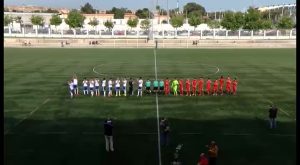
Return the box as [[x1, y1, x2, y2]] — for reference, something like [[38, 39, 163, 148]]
[[266, 100, 291, 117], [154, 49, 162, 165], [4, 98, 50, 135]]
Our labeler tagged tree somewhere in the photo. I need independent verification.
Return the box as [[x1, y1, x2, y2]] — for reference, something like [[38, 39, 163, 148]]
[[44, 8, 59, 13], [107, 7, 127, 19], [276, 16, 293, 29], [104, 20, 114, 31], [30, 15, 44, 29], [221, 11, 244, 31], [244, 7, 262, 30], [207, 19, 220, 29], [234, 12, 245, 28], [183, 2, 206, 18], [50, 14, 62, 30], [14, 16, 22, 24], [127, 18, 139, 30], [170, 15, 184, 30], [135, 8, 152, 19], [65, 10, 85, 29], [88, 18, 99, 29], [188, 15, 201, 30], [80, 2, 96, 14], [260, 19, 273, 29], [4, 7, 9, 12], [4, 15, 13, 26], [140, 19, 151, 31]]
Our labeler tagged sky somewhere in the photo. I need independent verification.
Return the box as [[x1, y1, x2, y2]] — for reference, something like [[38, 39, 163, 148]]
[[4, 0, 296, 12]]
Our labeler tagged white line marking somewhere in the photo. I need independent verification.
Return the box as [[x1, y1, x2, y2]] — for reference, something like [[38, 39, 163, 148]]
[[4, 98, 50, 135], [154, 49, 162, 165], [92, 65, 106, 75], [266, 100, 291, 117]]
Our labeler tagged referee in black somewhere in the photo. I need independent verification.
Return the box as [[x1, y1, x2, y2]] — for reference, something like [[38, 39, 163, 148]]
[[129, 77, 134, 96]]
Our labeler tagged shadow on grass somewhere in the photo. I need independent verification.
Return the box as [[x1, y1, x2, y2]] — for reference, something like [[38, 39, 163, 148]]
[[4, 117, 296, 165]]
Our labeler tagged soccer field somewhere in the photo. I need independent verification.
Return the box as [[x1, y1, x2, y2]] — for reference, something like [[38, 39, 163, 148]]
[[4, 48, 296, 165]]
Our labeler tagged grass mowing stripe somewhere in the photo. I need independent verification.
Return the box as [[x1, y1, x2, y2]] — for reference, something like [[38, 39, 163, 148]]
[[154, 49, 162, 165], [4, 98, 50, 135]]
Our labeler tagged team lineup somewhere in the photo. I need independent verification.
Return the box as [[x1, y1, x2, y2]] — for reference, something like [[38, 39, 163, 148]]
[[68, 75, 238, 98]]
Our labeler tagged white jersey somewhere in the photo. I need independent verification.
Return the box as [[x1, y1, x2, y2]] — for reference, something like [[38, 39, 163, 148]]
[[89, 81, 94, 88], [108, 80, 113, 88], [138, 79, 143, 87], [102, 80, 106, 87], [83, 80, 88, 87], [95, 79, 99, 86], [73, 78, 78, 85], [115, 80, 120, 87], [69, 82, 74, 90], [123, 80, 127, 87]]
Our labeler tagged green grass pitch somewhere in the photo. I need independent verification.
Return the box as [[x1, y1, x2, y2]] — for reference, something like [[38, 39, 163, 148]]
[[4, 48, 296, 165]]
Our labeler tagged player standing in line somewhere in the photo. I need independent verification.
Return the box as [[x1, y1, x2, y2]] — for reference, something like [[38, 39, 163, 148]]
[[219, 76, 224, 95], [192, 78, 197, 96], [179, 79, 184, 96], [226, 76, 231, 94], [206, 78, 212, 95], [164, 78, 170, 96], [102, 78, 107, 97], [213, 79, 218, 96], [89, 78, 95, 97], [185, 79, 191, 96], [68, 80, 74, 99], [115, 78, 121, 96], [171, 78, 179, 96], [153, 79, 159, 93], [232, 78, 238, 95], [108, 78, 113, 97], [137, 77, 143, 97], [122, 78, 127, 96], [128, 78, 134, 96], [94, 78, 100, 96], [159, 79, 164, 95], [145, 79, 151, 95], [82, 78, 88, 95], [73, 75, 79, 95], [198, 77, 204, 96]]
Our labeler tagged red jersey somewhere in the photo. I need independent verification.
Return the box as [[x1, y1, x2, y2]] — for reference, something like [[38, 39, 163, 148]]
[[226, 78, 231, 88], [206, 80, 211, 89], [213, 80, 218, 89], [232, 80, 238, 88], [219, 78, 224, 88], [198, 156, 208, 165], [186, 80, 191, 90], [165, 79, 170, 87], [198, 79, 204, 89], [179, 80, 183, 89], [192, 79, 197, 88]]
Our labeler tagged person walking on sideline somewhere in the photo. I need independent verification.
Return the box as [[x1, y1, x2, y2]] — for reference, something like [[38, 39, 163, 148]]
[[206, 141, 218, 165], [104, 118, 114, 152], [269, 105, 278, 129], [160, 117, 170, 146], [197, 153, 208, 165]]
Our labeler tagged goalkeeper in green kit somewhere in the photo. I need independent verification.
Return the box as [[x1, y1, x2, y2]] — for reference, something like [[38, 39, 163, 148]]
[[171, 78, 179, 96]]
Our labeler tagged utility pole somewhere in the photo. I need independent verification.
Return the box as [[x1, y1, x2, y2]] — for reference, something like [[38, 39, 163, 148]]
[[167, 0, 169, 24]]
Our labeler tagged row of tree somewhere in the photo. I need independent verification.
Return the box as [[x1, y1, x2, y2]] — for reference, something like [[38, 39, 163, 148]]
[[4, 10, 151, 32], [4, 2, 295, 32]]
